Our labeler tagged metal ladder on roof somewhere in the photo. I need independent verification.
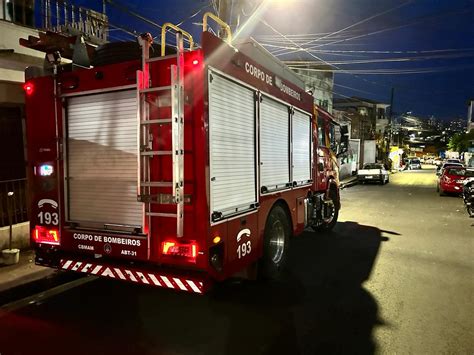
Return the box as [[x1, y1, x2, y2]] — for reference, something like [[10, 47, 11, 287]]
[[136, 29, 191, 238]]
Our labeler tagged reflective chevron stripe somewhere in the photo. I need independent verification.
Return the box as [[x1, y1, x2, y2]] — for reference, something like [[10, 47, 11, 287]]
[[59, 259, 205, 294]]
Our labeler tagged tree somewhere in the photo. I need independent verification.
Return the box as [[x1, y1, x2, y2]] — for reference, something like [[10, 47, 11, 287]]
[[448, 129, 474, 152]]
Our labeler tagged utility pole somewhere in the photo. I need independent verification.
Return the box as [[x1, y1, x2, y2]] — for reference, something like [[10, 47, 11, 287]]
[[389, 87, 394, 125], [384, 87, 395, 168]]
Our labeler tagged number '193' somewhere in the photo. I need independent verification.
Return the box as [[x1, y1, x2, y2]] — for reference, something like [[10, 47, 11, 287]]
[[237, 241, 252, 259], [38, 211, 59, 225]]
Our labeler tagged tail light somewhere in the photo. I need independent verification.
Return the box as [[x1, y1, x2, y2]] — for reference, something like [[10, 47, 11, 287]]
[[162, 240, 197, 262], [33, 226, 60, 245]]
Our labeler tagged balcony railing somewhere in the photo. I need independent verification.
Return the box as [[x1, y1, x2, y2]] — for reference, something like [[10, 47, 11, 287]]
[[0, 178, 28, 228], [41, 0, 108, 45]]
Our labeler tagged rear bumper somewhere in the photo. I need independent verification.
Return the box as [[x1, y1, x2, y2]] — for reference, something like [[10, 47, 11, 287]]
[[358, 174, 382, 181], [441, 184, 463, 193], [36, 251, 210, 294]]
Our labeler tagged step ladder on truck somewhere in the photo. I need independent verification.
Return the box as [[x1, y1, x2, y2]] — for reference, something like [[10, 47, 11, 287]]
[[22, 13, 346, 294]]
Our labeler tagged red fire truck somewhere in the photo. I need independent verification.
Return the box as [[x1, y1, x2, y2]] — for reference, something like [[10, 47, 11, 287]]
[[22, 14, 347, 294]]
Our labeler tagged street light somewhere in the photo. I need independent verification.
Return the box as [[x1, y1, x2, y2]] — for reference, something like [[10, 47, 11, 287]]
[[1, 191, 20, 265]]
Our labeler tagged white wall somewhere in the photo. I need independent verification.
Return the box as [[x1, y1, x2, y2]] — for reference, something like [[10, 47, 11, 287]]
[[0, 20, 43, 85], [363, 140, 376, 165]]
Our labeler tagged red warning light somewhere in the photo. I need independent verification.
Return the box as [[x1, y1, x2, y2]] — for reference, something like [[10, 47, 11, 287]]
[[33, 226, 60, 245], [161, 240, 198, 262], [23, 82, 34, 96]]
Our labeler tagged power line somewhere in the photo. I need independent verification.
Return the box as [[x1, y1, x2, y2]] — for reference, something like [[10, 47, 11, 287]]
[[288, 64, 474, 75], [272, 0, 414, 56], [104, 0, 193, 45], [276, 6, 474, 57], [284, 52, 474, 66], [281, 47, 474, 55], [257, 16, 398, 102]]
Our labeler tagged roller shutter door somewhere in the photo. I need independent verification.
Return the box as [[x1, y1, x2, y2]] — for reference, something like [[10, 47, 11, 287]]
[[292, 109, 312, 184], [260, 96, 290, 192], [66, 90, 143, 227], [208, 71, 257, 220]]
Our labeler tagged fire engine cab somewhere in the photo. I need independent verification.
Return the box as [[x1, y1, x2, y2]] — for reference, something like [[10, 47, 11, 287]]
[[22, 13, 347, 294]]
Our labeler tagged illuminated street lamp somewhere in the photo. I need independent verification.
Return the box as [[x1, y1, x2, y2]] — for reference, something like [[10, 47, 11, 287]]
[[1, 191, 20, 265]]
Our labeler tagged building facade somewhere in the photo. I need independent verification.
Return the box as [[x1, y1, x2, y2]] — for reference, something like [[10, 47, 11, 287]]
[[333, 97, 391, 166], [287, 63, 334, 113]]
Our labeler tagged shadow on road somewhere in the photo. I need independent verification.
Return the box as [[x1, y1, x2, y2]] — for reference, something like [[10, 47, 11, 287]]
[[207, 221, 392, 355], [0, 222, 392, 355]]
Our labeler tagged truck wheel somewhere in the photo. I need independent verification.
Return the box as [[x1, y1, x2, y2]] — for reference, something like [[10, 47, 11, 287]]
[[259, 205, 290, 280], [316, 191, 339, 231]]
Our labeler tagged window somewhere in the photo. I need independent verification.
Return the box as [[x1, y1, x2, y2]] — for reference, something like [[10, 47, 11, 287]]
[[317, 116, 325, 146], [2, 0, 34, 26], [378, 108, 385, 120]]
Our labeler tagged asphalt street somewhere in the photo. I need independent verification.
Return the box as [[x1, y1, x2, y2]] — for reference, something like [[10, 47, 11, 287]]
[[0, 166, 472, 355]]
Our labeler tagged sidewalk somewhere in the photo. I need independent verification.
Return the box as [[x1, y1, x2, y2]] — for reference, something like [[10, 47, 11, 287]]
[[340, 175, 358, 189], [0, 249, 55, 293]]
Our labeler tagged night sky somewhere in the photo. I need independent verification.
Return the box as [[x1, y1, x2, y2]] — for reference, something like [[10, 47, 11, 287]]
[[75, 0, 474, 121]]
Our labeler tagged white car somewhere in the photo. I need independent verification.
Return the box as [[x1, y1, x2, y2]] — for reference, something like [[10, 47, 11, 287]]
[[446, 159, 462, 164], [358, 163, 389, 184], [408, 158, 422, 170]]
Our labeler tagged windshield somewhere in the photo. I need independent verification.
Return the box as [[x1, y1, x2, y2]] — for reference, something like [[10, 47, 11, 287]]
[[411, 159, 420, 164], [443, 163, 462, 169]]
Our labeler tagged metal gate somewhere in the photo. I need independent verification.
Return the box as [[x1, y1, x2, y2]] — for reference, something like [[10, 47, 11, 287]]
[[208, 70, 258, 221], [260, 95, 290, 192], [66, 90, 143, 228], [292, 109, 312, 185]]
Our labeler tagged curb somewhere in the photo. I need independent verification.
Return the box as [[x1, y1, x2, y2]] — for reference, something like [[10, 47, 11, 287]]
[[340, 178, 359, 190], [0, 267, 55, 293], [0, 268, 83, 307]]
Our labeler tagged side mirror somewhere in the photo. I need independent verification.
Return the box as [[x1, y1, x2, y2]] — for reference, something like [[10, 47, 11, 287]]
[[336, 125, 349, 157]]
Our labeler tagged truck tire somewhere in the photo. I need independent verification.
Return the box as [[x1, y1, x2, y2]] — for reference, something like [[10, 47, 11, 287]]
[[259, 205, 290, 280], [316, 190, 339, 231]]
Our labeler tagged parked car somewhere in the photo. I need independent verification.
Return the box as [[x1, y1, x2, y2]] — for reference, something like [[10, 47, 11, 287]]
[[446, 159, 462, 164], [436, 162, 464, 176], [358, 163, 389, 184], [408, 158, 422, 170], [437, 167, 474, 195], [433, 158, 443, 167]]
